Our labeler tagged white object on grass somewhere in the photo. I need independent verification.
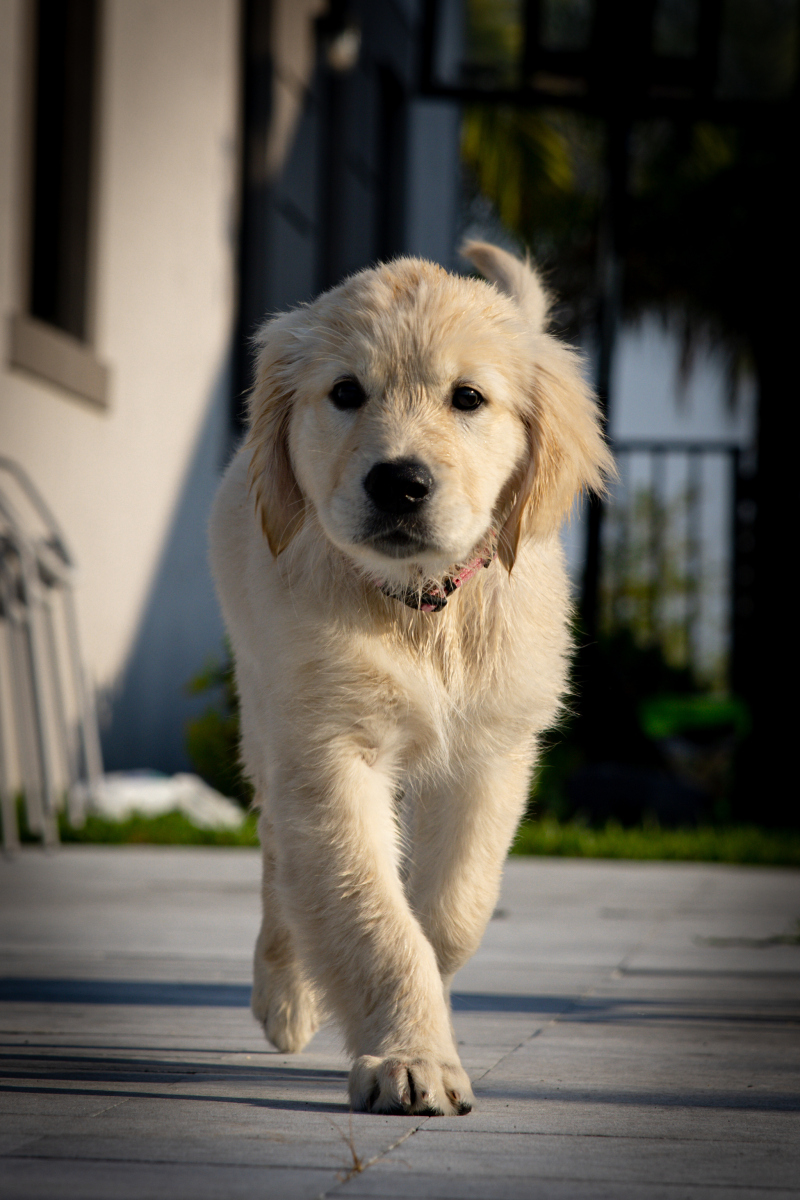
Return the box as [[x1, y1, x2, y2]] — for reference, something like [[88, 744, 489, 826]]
[[71, 771, 245, 830]]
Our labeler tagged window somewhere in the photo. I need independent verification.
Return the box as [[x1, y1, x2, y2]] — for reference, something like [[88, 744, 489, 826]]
[[9, 0, 109, 407]]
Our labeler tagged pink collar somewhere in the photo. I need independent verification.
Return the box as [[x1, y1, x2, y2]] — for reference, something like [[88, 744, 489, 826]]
[[371, 532, 497, 613]]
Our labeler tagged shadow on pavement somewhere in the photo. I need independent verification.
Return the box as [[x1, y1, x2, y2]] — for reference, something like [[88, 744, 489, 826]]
[[0, 1049, 351, 1114], [3, 980, 798, 1026], [476, 1083, 800, 1113]]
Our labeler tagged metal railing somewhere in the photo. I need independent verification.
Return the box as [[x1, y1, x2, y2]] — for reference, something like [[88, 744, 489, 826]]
[[599, 440, 754, 691], [0, 459, 103, 849]]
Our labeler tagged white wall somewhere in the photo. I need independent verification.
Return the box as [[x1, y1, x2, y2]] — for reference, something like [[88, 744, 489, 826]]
[[0, 0, 240, 771], [609, 317, 756, 445]]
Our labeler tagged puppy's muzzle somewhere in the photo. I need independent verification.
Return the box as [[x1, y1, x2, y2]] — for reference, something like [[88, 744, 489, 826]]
[[363, 459, 434, 515]]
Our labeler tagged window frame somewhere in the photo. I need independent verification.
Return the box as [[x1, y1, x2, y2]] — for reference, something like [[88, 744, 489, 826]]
[[8, 0, 109, 409]]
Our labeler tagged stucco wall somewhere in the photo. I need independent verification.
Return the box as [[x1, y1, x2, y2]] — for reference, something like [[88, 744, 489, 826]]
[[0, 0, 240, 771]]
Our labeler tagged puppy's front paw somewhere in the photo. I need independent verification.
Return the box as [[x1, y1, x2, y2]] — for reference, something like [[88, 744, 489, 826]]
[[251, 967, 319, 1054], [349, 1054, 474, 1116]]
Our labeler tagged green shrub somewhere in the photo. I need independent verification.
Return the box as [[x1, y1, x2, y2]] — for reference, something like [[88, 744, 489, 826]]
[[184, 651, 252, 806], [511, 817, 800, 865]]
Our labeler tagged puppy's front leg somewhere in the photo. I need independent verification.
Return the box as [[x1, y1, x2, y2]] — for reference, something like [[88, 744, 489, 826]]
[[409, 751, 534, 988], [270, 742, 474, 1116]]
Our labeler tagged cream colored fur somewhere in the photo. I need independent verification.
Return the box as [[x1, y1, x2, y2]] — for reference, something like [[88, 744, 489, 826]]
[[209, 242, 613, 1116]]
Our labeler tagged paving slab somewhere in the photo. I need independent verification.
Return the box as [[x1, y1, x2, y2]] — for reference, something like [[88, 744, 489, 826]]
[[0, 849, 798, 1199]]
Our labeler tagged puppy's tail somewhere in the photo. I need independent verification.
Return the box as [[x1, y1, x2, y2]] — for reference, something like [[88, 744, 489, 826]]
[[461, 240, 550, 334]]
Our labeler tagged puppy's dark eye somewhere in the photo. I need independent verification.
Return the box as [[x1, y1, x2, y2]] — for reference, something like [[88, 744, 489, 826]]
[[452, 386, 485, 412], [330, 378, 367, 410]]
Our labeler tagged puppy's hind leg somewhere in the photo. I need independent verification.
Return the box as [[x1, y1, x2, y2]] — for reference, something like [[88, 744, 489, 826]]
[[253, 809, 321, 1053]]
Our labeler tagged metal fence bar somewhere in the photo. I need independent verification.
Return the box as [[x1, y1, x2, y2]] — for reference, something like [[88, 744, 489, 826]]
[[0, 616, 19, 852], [649, 446, 666, 645], [686, 449, 703, 671], [0, 459, 103, 847], [62, 586, 104, 805], [603, 440, 742, 691]]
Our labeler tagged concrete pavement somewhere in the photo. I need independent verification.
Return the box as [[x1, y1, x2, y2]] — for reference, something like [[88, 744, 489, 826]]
[[0, 847, 798, 1199]]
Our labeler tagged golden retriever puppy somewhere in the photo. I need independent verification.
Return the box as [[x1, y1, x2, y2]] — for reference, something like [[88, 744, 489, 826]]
[[209, 242, 612, 1116]]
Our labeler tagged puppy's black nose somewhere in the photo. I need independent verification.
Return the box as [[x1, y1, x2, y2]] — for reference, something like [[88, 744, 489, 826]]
[[363, 459, 434, 515]]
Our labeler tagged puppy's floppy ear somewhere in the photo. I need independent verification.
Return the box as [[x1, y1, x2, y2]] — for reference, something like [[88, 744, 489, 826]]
[[464, 241, 614, 570], [461, 240, 550, 333], [245, 311, 306, 557], [498, 338, 615, 569]]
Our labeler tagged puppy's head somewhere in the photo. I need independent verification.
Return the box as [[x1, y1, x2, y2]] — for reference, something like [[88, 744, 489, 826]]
[[246, 243, 612, 583]]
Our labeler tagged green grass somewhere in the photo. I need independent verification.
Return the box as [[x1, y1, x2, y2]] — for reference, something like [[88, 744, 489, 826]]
[[6, 804, 260, 847], [5, 803, 798, 865], [511, 817, 800, 866], [57, 809, 260, 846]]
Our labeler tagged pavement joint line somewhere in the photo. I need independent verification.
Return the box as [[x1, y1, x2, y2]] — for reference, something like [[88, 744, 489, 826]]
[[405, 1128, 793, 1142], [79, 1095, 135, 1119], [616, 874, 717, 976], [3, 1153, 344, 1172], [0, 1042, 326, 1053], [320, 1120, 422, 1197], [462, 953, 773, 1102], [616, 918, 676, 975], [319, 1172, 800, 1192], [470, 1025, 547, 1089], [613, 968, 800, 979], [293, 1195, 800, 1200], [0, 948, 255, 961], [466, 973, 610, 1094], [469, 989, 596, 1092], [312, 1180, 800, 1196]]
